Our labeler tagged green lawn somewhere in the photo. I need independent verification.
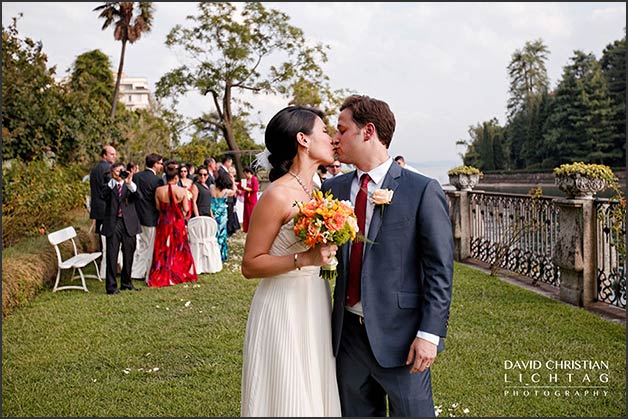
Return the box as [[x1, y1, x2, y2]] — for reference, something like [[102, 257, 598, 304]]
[[2, 232, 625, 417]]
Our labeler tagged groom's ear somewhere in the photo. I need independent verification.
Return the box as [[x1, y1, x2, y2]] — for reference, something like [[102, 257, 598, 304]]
[[363, 123, 375, 142]]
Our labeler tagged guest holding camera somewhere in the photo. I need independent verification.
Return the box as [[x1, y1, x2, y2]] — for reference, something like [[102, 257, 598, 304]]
[[101, 162, 141, 294]]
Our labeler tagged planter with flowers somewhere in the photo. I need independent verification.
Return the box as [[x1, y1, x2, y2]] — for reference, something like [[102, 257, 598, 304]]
[[448, 165, 483, 191], [553, 162, 616, 199]]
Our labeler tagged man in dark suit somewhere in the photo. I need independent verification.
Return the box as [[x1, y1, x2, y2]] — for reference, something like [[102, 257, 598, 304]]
[[89, 145, 117, 235], [101, 162, 142, 294], [322, 95, 453, 417], [202, 157, 217, 185], [90, 145, 117, 279], [131, 153, 163, 281]]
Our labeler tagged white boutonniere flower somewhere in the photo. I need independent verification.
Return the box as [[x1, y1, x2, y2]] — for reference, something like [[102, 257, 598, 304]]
[[370, 188, 394, 216]]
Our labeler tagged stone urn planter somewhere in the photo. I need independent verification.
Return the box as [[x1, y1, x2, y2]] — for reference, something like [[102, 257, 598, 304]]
[[553, 162, 614, 199], [554, 173, 606, 199], [448, 166, 483, 191]]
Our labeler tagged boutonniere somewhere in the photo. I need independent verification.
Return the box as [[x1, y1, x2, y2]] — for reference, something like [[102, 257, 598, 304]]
[[370, 188, 394, 217]]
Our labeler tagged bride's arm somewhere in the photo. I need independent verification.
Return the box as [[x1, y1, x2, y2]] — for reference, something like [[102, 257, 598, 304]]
[[241, 187, 335, 279]]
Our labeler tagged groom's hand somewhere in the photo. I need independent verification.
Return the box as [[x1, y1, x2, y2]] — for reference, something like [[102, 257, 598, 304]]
[[406, 338, 437, 374]]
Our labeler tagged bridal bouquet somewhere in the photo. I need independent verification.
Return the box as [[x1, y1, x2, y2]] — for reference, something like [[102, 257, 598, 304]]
[[293, 190, 358, 280]]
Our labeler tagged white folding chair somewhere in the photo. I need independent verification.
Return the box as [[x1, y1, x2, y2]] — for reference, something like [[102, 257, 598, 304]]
[[187, 216, 223, 274], [47, 226, 102, 292]]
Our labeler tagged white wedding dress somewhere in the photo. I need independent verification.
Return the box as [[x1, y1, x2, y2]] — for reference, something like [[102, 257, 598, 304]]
[[241, 221, 342, 417]]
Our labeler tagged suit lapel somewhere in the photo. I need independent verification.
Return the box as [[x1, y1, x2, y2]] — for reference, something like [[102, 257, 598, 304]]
[[365, 163, 401, 254], [336, 172, 356, 280]]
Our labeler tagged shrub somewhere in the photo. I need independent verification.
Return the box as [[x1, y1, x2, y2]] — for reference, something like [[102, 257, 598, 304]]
[[552, 162, 618, 185], [2, 160, 89, 248], [447, 165, 483, 177]]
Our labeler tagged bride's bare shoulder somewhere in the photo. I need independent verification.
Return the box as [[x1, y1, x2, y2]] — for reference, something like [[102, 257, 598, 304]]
[[257, 182, 292, 206]]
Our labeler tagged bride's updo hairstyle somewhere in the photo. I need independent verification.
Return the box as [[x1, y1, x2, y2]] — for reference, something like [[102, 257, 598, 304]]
[[265, 105, 325, 182]]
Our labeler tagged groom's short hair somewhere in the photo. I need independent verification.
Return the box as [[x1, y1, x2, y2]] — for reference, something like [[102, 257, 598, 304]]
[[340, 95, 396, 148]]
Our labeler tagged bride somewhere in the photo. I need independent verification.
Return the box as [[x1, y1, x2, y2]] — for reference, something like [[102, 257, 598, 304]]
[[240, 105, 341, 417]]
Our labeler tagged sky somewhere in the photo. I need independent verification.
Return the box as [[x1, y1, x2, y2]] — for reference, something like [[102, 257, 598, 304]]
[[2, 2, 625, 183]]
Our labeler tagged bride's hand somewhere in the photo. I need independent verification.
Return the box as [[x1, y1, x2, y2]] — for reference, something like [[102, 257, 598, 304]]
[[305, 244, 338, 267]]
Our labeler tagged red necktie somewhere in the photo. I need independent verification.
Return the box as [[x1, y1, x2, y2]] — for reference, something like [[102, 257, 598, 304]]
[[117, 184, 123, 217], [347, 173, 370, 306]]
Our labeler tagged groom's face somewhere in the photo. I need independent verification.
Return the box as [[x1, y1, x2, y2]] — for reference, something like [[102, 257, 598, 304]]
[[334, 109, 363, 165]]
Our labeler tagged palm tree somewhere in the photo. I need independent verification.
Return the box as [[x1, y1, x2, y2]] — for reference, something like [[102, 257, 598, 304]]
[[93, 2, 154, 119]]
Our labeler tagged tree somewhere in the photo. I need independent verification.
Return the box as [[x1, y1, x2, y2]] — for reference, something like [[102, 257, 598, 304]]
[[182, 111, 263, 168], [289, 76, 355, 134], [156, 2, 330, 177], [506, 39, 550, 118], [505, 39, 550, 169], [94, 2, 154, 119], [457, 118, 506, 171], [600, 35, 626, 167], [55, 49, 118, 164], [542, 50, 614, 166], [116, 108, 172, 164], [2, 14, 62, 161]]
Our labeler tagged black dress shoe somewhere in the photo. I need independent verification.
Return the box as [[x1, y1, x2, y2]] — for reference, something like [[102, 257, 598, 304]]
[[107, 289, 121, 295], [121, 286, 141, 291]]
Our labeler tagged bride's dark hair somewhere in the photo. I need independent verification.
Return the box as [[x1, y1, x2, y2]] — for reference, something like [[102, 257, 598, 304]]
[[265, 105, 325, 182]]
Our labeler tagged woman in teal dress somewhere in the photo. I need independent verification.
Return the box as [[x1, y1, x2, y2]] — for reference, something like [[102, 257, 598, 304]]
[[210, 170, 237, 261]]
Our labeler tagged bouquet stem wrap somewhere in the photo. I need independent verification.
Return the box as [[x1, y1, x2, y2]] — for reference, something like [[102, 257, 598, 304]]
[[320, 256, 339, 281]]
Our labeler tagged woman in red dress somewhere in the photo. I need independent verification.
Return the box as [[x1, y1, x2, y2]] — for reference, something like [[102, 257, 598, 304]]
[[147, 160, 198, 287], [238, 167, 259, 233]]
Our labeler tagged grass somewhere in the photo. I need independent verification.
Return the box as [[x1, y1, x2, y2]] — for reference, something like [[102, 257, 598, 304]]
[[2, 233, 626, 417]]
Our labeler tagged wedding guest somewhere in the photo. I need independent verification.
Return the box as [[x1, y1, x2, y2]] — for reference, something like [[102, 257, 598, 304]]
[[193, 165, 213, 217], [394, 154, 424, 175], [226, 166, 241, 236], [178, 164, 198, 220], [147, 160, 198, 287], [202, 157, 217, 185], [126, 161, 140, 175], [90, 146, 117, 237], [131, 153, 163, 281], [317, 164, 329, 184], [210, 169, 237, 261], [90, 145, 117, 278], [101, 162, 141, 294], [326, 160, 343, 177], [238, 167, 259, 233]]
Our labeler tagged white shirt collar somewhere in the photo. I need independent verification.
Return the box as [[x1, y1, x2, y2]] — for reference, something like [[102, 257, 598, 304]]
[[355, 157, 393, 187]]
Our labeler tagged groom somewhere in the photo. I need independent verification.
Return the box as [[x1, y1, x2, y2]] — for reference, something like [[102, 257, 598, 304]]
[[322, 95, 453, 417]]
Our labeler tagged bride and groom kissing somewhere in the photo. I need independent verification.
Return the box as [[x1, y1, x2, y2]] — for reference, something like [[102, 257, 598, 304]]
[[240, 95, 454, 417]]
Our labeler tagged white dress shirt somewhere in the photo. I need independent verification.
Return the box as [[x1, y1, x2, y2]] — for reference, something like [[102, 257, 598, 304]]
[[345, 157, 439, 346], [108, 178, 137, 193]]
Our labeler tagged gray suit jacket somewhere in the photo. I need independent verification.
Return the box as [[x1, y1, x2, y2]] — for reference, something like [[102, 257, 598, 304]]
[[322, 162, 453, 368]]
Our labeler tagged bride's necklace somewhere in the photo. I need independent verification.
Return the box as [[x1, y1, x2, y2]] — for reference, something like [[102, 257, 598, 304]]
[[288, 171, 313, 199]]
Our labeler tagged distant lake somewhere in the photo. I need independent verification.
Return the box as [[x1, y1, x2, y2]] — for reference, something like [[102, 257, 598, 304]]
[[473, 183, 618, 199]]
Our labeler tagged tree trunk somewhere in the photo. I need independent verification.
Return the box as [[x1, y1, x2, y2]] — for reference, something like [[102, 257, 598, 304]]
[[222, 121, 244, 179], [222, 83, 243, 178], [111, 40, 127, 120]]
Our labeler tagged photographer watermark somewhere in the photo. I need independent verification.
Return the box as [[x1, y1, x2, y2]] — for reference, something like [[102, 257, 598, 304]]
[[502, 359, 609, 397]]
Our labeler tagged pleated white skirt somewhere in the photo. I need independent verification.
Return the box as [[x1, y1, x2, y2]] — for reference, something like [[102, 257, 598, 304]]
[[241, 263, 341, 417]]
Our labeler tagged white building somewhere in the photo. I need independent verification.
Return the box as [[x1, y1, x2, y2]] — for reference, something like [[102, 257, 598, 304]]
[[54, 72, 154, 111], [117, 74, 153, 111]]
